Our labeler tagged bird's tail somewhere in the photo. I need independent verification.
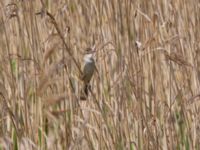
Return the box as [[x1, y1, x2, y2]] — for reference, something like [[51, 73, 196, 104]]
[[80, 84, 89, 100]]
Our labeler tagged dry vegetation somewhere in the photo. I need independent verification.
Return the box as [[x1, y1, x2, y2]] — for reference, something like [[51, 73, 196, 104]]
[[0, 0, 200, 149]]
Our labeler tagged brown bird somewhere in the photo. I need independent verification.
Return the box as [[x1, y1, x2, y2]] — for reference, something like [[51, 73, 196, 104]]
[[80, 48, 96, 100]]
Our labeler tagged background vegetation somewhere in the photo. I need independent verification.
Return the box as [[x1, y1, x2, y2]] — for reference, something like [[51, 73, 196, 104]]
[[0, 0, 199, 149]]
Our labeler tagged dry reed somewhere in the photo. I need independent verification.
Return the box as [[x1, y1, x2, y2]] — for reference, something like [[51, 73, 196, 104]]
[[0, 0, 200, 149]]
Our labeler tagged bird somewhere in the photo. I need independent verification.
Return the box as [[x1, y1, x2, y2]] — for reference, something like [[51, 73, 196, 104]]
[[80, 48, 96, 100]]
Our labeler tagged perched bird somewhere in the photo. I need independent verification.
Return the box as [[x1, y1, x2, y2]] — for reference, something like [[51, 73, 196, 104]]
[[80, 48, 95, 100]]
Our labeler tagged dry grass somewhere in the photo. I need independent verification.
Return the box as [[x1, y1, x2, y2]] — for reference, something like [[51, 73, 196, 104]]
[[0, 0, 200, 149]]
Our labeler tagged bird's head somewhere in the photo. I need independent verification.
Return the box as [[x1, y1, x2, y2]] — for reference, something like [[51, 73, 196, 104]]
[[84, 47, 95, 63]]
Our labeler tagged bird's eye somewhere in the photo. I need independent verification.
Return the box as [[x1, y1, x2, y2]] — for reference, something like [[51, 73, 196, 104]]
[[85, 48, 92, 53]]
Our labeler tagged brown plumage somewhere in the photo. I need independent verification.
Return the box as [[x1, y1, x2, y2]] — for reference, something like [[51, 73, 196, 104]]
[[80, 49, 95, 100]]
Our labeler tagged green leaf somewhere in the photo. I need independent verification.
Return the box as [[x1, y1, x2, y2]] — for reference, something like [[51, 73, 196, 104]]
[[185, 136, 190, 150], [11, 59, 17, 73], [13, 129, 18, 150], [38, 128, 42, 147], [130, 142, 134, 150]]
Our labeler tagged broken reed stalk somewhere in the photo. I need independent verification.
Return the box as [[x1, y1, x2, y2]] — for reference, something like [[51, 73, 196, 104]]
[[39, 10, 83, 75]]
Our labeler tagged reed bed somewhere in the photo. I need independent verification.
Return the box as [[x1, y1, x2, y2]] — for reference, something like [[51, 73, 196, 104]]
[[0, 0, 199, 149]]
